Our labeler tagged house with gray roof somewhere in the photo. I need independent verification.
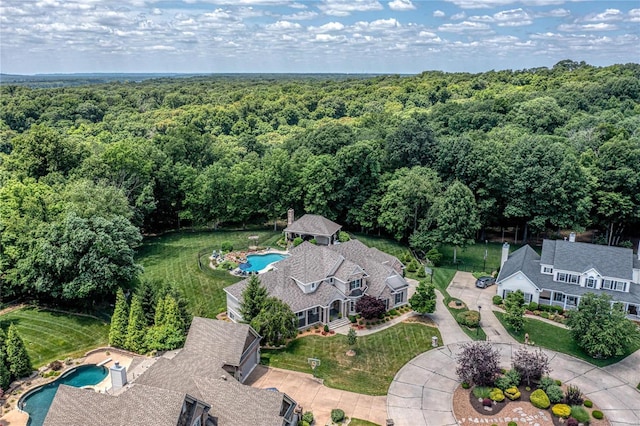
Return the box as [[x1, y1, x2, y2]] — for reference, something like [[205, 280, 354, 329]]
[[284, 213, 342, 246], [44, 318, 297, 426], [496, 236, 640, 319], [225, 238, 409, 329]]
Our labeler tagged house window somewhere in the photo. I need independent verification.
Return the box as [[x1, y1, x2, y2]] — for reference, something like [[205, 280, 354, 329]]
[[543, 267, 553, 274], [384, 299, 389, 310], [394, 292, 404, 305], [557, 273, 579, 284], [297, 311, 305, 319], [567, 296, 578, 306], [312, 282, 316, 289], [553, 293, 565, 302], [349, 279, 361, 290], [602, 279, 626, 291], [524, 293, 533, 303], [586, 277, 596, 288]]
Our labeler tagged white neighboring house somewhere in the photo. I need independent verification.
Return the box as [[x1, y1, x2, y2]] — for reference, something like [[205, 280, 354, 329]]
[[496, 234, 640, 319], [225, 238, 409, 329]]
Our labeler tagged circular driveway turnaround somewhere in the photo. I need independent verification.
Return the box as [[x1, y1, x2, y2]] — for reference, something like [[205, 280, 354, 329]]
[[387, 343, 640, 426]]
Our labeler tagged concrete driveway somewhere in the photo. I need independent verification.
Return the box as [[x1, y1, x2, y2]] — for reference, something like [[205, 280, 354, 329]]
[[246, 366, 387, 425], [447, 271, 515, 343], [387, 342, 640, 426]]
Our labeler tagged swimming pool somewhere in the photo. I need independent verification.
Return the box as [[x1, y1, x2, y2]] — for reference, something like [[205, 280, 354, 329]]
[[19, 364, 108, 426], [239, 253, 288, 273]]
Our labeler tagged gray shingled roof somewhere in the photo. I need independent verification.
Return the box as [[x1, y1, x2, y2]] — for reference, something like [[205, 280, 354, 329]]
[[44, 384, 185, 426], [498, 244, 640, 304], [540, 239, 634, 280], [225, 239, 408, 313], [45, 318, 291, 426], [284, 214, 342, 237]]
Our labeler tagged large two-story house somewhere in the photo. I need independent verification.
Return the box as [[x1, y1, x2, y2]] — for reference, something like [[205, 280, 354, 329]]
[[225, 238, 409, 329], [496, 234, 640, 319], [44, 318, 297, 426]]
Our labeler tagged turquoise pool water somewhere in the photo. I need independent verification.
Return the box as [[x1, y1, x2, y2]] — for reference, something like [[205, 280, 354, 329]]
[[20, 364, 108, 426], [239, 253, 288, 272]]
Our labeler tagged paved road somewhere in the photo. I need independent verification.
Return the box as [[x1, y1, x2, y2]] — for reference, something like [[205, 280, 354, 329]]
[[387, 342, 640, 426], [388, 271, 640, 426]]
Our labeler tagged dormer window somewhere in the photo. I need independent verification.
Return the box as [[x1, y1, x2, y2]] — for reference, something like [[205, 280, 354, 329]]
[[543, 267, 553, 274], [557, 272, 579, 284], [312, 282, 316, 289], [586, 277, 596, 288], [349, 279, 362, 290]]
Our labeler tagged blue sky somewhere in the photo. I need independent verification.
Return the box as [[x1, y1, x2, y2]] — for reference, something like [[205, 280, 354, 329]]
[[1, 0, 639, 74]]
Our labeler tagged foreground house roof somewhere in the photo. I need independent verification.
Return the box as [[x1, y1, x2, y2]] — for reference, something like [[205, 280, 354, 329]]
[[44, 318, 293, 426]]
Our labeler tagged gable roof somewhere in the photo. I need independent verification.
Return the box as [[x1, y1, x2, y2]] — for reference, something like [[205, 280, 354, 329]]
[[284, 214, 342, 237], [44, 384, 186, 426], [497, 245, 541, 284], [45, 318, 291, 426], [540, 239, 633, 280]]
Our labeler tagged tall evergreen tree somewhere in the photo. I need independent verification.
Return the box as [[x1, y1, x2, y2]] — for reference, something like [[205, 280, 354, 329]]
[[0, 359, 10, 390], [504, 290, 526, 332], [109, 288, 129, 348], [0, 328, 7, 362], [145, 295, 186, 351], [125, 295, 147, 353], [137, 279, 157, 326], [6, 324, 32, 379], [250, 297, 297, 346], [239, 275, 268, 323]]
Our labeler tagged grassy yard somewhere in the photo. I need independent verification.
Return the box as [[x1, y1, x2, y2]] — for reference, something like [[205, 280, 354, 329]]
[[136, 229, 281, 317], [349, 419, 381, 426], [493, 311, 640, 367], [351, 233, 412, 259], [0, 307, 109, 367], [261, 323, 442, 395]]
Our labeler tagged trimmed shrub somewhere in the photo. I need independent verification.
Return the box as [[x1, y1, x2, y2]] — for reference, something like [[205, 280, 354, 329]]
[[552, 403, 571, 418], [220, 241, 233, 252], [330, 409, 345, 423], [570, 405, 590, 424], [564, 385, 584, 406], [592, 410, 604, 420], [299, 422, 310, 426], [456, 310, 480, 328], [48, 360, 64, 371], [426, 248, 442, 267], [492, 295, 503, 305], [540, 312, 549, 319], [489, 388, 505, 402], [527, 302, 538, 311], [338, 231, 350, 243], [530, 389, 550, 409], [416, 267, 426, 278], [349, 315, 357, 323], [461, 382, 470, 389], [323, 324, 329, 333], [546, 385, 564, 404], [555, 379, 562, 386], [508, 422, 517, 426], [482, 398, 492, 407], [293, 237, 303, 247], [583, 400, 593, 408], [473, 386, 492, 399], [566, 418, 578, 426], [504, 387, 521, 400], [302, 411, 314, 423]]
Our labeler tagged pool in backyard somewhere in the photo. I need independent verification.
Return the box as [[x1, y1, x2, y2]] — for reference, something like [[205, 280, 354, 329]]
[[19, 364, 108, 426], [239, 253, 288, 273]]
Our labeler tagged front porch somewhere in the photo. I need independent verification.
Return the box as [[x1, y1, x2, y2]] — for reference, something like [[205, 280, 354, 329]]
[[538, 290, 640, 320], [295, 299, 349, 329]]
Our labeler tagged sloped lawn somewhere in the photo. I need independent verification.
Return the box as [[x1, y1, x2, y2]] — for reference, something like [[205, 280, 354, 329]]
[[0, 307, 109, 367], [136, 229, 281, 317], [261, 322, 442, 395]]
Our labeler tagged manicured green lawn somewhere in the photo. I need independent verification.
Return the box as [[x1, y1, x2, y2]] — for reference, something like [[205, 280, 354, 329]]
[[136, 229, 281, 317], [493, 311, 640, 367], [438, 242, 525, 273], [261, 323, 442, 395], [0, 307, 109, 367], [349, 419, 381, 426], [351, 233, 412, 260]]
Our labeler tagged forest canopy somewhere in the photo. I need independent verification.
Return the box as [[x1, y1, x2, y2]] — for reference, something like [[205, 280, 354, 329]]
[[1, 61, 639, 304]]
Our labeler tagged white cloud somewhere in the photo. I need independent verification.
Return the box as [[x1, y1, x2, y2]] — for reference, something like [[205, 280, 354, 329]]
[[443, 0, 567, 9], [152, 8, 162, 15], [314, 33, 346, 42], [468, 9, 533, 26], [558, 23, 618, 32], [451, 12, 466, 20], [388, 0, 415, 11], [265, 20, 301, 30], [433, 10, 445, 18], [282, 11, 318, 20], [439, 21, 492, 33], [539, 8, 570, 18], [318, 0, 383, 17], [309, 22, 345, 32], [629, 9, 640, 23], [582, 8, 623, 22]]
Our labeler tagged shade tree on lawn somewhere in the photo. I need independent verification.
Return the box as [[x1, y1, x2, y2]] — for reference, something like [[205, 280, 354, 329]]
[[409, 280, 437, 316], [566, 292, 640, 358]]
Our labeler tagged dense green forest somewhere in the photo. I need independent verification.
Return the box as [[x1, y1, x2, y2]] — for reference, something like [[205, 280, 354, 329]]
[[1, 60, 639, 305]]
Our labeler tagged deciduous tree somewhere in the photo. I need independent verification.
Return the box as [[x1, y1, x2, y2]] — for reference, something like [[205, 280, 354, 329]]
[[250, 297, 297, 346], [456, 341, 501, 386], [409, 281, 437, 315], [566, 293, 640, 358], [355, 295, 386, 320], [512, 346, 550, 386]]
